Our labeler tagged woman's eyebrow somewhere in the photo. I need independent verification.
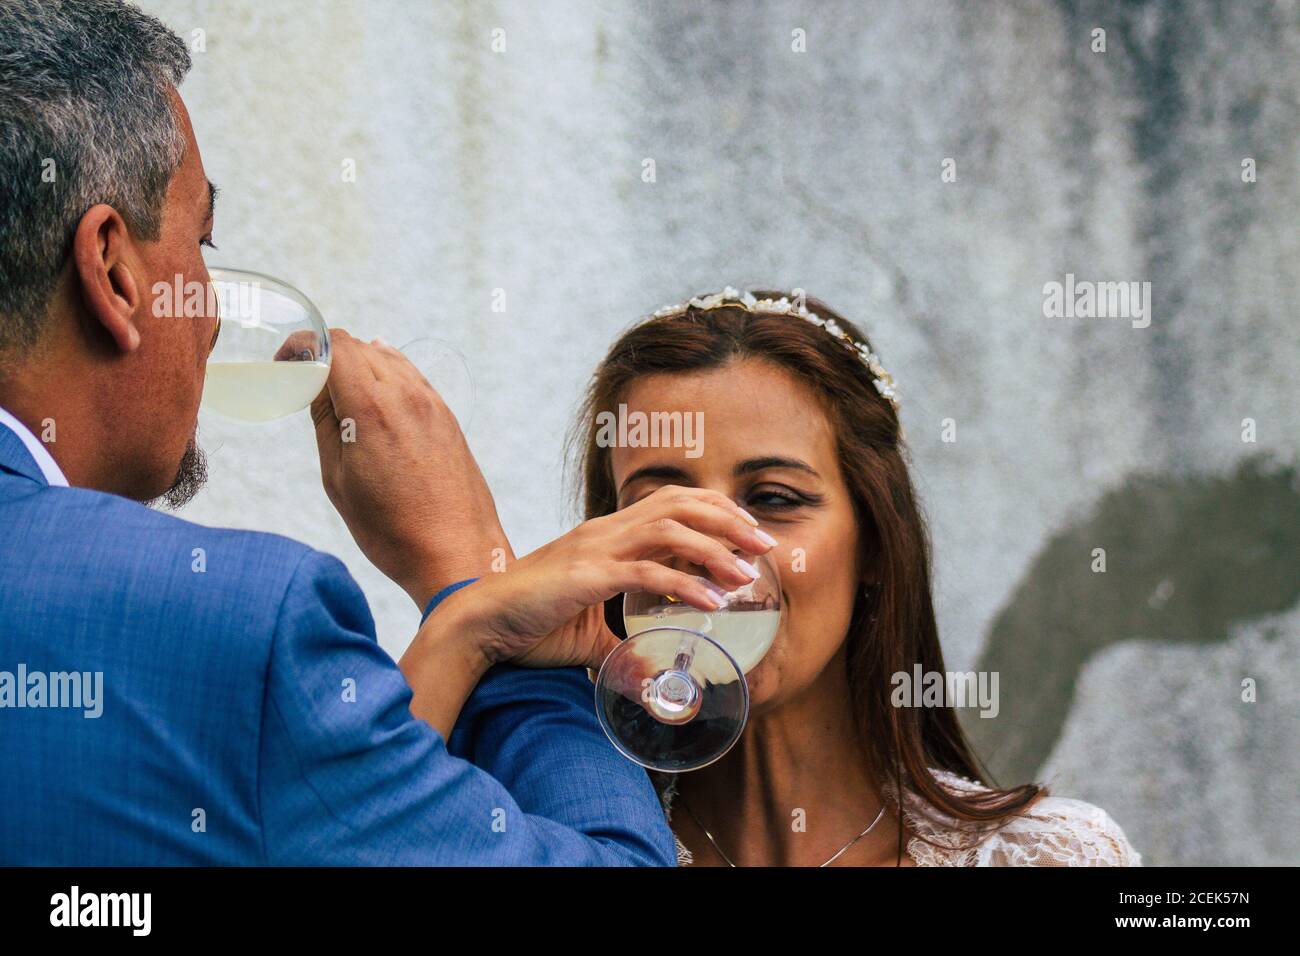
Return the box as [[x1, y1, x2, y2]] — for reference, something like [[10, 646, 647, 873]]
[[617, 463, 690, 494], [617, 457, 820, 496], [735, 456, 820, 478]]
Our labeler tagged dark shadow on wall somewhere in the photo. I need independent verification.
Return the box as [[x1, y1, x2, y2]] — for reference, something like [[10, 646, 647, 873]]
[[960, 455, 1300, 785]]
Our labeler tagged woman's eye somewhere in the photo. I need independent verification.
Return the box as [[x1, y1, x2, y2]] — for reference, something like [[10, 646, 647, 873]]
[[747, 490, 802, 510], [200, 238, 217, 250]]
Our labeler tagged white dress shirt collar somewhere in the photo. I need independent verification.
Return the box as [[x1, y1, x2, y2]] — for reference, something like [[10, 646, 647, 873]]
[[0, 404, 69, 487]]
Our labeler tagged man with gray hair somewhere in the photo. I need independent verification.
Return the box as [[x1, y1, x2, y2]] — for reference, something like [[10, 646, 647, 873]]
[[0, 0, 676, 865]]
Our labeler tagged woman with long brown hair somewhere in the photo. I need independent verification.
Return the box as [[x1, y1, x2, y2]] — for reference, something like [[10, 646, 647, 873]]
[[552, 287, 1140, 866], [430, 286, 1140, 866]]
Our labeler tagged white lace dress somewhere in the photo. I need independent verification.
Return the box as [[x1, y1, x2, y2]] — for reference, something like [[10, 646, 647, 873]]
[[658, 767, 1142, 867]]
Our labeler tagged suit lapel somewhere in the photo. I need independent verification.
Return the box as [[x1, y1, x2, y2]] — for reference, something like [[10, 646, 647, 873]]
[[0, 419, 48, 485]]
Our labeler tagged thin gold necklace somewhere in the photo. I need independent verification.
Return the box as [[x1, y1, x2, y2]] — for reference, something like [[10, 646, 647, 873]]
[[680, 795, 888, 867]]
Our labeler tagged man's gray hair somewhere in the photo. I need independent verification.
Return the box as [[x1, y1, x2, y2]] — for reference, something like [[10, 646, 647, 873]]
[[0, 0, 192, 352]]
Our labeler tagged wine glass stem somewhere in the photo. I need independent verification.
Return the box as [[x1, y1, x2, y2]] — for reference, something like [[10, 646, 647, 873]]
[[673, 634, 697, 673]]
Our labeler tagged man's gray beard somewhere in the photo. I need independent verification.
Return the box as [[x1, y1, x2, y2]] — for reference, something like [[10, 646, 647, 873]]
[[150, 436, 208, 510]]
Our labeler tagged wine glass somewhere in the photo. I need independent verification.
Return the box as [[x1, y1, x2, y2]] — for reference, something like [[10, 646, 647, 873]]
[[200, 269, 475, 429], [594, 551, 782, 772], [201, 268, 330, 423]]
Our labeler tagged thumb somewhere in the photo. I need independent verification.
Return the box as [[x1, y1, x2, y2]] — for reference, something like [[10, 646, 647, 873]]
[[310, 378, 344, 498], [311, 327, 369, 470], [311, 381, 340, 454]]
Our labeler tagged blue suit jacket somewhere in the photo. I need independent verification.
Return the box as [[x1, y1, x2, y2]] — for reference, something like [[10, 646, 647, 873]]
[[0, 424, 672, 865]]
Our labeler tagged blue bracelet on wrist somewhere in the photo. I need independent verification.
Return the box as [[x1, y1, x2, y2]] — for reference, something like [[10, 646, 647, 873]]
[[421, 577, 480, 625]]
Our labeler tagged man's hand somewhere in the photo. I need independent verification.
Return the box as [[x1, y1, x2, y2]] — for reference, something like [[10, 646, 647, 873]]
[[310, 329, 513, 610]]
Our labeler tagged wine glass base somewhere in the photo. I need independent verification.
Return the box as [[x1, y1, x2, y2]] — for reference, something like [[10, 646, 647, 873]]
[[594, 626, 749, 773]]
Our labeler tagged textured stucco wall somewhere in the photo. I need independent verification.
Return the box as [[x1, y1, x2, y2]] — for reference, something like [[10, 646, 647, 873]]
[[143, 0, 1299, 865]]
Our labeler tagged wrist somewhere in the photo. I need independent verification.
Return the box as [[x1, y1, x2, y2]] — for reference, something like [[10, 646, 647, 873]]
[[420, 583, 498, 675], [420, 577, 479, 625], [399, 583, 499, 738], [402, 528, 515, 612]]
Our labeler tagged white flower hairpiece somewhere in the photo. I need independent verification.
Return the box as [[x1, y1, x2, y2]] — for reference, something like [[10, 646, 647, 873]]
[[651, 286, 900, 413]]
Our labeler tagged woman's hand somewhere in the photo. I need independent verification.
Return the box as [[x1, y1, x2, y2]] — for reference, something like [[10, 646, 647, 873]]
[[453, 485, 778, 670]]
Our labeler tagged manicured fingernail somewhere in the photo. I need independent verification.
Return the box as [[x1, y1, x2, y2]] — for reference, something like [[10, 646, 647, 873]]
[[372, 336, 390, 347], [695, 574, 726, 592], [707, 590, 728, 609], [754, 528, 778, 548], [737, 507, 759, 526], [735, 557, 760, 580]]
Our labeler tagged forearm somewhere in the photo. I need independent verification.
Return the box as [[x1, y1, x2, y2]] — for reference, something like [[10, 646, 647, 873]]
[[399, 519, 514, 613], [398, 584, 494, 738], [445, 662, 677, 866]]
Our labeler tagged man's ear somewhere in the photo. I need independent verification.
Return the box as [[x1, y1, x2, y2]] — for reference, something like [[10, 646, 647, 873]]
[[72, 203, 143, 353]]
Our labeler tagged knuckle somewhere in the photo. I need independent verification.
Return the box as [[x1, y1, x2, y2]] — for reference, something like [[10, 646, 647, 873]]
[[647, 516, 679, 537], [708, 490, 737, 513], [654, 484, 685, 502], [402, 383, 433, 415]]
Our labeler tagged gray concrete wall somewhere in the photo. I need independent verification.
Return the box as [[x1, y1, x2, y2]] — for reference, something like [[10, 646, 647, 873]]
[[147, 0, 1300, 865]]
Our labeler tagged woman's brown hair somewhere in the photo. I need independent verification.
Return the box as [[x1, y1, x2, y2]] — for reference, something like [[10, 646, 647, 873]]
[[568, 290, 1046, 862]]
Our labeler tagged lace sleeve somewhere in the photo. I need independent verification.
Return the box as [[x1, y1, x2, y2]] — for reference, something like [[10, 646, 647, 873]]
[[978, 795, 1143, 867], [891, 769, 1143, 867]]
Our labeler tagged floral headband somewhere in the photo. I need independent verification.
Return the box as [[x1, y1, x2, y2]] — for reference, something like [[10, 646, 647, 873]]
[[650, 286, 900, 414]]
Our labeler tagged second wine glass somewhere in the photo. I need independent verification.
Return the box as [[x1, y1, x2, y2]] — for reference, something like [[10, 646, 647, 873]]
[[594, 551, 782, 772]]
